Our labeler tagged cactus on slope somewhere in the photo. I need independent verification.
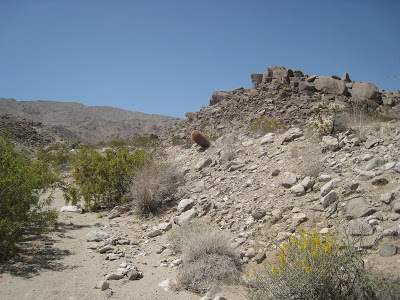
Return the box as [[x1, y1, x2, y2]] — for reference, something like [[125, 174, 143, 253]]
[[191, 130, 210, 148]]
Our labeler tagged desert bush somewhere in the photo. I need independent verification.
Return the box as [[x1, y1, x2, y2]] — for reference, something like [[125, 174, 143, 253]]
[[247, 230, 400, 300], [0, 136, 59, 261], [130, 162, 183, 215], [307, 102, 344, 136], [168, 220, 242, 293], [67, 146, 151, 210], [37, 144, 71, 166], [249, 117, 285, 135]]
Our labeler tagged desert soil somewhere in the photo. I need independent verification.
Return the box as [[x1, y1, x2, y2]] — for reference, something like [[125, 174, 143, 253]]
[[0, 188, 246, 300]]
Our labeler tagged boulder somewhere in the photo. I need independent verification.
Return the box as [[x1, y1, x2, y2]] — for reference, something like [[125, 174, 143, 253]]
[[177, 198, 195, 213], [282, 172, 298, 188], [86, 230, 110, 242], [210, 91, 230, 106], [185, 111, 196, 121], [348, 219, 374, 236], [350, 82, 380, 100], [314, 76, 347, 95], [344, 197, 376, 219], [282, 127, 303, 143], [251, 73, 263, 87]]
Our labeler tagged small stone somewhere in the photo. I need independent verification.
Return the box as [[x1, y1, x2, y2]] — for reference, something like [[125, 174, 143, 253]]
[[291, 184, 306, 196], [242, 140, 254, 147], [389, 213, 400, 221], [60, 205, 82, 213], [365, 137, 380, 149], [320, 179, 338, 197], [177, 199, 195, 213], [394, 162, 400, 174], [321, 190, 337, 209], [301, 176, 315, 190], [319, 228, 330, 234], [380, 193, 394, 204], [393, 202, 400, 213], [145, 229, 162, 238], [365, 158, 383, 171], [170, 258, 183, 266], [292, 213, 307, 224], [86, 230, 110, 242], [195, 158, 212, 171], [271, 169, 280, 176], [95, 280, 109, 291], [254, 252, 266, 264], [98, 245, 115, 254], [276, 232, 291, 242], [105, 273, 124, 280], [175, 208, 197, 225], [282, 127, 303, 143], [379, 243, 397, 257], [348, 219, 373, 236], [282, 172, 298, 188], [117, 239, 130, 245], [252, 208, 266, 220], [261, 133, 275, 145], [245, 247, 257, 258], [158, 222, 172, 232], [127, 269, 143, 280]]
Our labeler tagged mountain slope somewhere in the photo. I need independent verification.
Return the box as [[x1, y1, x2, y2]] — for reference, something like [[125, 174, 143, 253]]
[[0, 98, 181, 144]]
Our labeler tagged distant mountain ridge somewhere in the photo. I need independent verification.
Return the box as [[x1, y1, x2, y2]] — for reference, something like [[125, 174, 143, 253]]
[[0, 98, 181, 144]]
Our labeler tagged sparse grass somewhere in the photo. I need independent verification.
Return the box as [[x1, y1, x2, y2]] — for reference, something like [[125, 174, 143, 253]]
[[246, 230, 400, 300], [130, 163, 183, 215], [249, 117, 285, 135], [168, 220, 242, 293]]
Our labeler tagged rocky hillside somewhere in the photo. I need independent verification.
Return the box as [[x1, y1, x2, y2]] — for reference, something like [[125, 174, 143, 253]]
[[0, 98, 181, 144], [0, 114, 64, 153], [167, 66, 400, 142]]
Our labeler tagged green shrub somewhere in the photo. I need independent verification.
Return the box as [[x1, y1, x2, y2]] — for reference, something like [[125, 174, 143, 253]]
[[168, 221, 242, 293], [247, 230, 400, 300], [0, 136, 59, 261], [249, 117, 285, 135], [67, 146, 151, 210], [37, 144, 71, 166], [130, 163, 183, 215]]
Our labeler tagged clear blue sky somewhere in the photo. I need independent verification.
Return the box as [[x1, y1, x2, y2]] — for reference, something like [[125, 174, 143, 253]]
[[1, 0, 399, 118]]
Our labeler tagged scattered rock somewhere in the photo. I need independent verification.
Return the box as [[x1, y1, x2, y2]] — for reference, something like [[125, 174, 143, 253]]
[[86, 231, 110, 242], [282, 127, 303, 143], [94, 280, 109, 291], [348, 219, 374, 236], [282, 172, 298, 188], [379, 243, 397, 257], [59, 205, 82, 213], [177, 199, 195, 213]]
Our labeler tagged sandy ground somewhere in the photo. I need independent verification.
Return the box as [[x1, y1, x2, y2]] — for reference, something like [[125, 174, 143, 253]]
[[0, 189, 246, 300]]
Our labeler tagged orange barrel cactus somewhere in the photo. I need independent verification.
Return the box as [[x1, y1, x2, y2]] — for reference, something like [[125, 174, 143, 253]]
[[191, 130, 211, 148]]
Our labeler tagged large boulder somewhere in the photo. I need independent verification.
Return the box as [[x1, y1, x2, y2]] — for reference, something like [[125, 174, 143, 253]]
[[210, 91, 230, 106], [251, 73, 263, 87], [350, 82, 380, 101], [314, 76, 347, 95]]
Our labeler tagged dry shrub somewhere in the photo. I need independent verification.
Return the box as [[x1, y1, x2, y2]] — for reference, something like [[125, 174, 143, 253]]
[[247, 230, 400, 300], [168, 220, 242, 293], [130, 163, 183, 215]]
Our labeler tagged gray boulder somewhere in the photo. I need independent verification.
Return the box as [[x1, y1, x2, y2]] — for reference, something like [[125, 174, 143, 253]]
[[314, 76, 347, 95], [344, 197, 376, 219], [350, 82, 380, 100], [282, 127, 303, 143], [86, 230, 110, 242], [210, 91, 230, 106]]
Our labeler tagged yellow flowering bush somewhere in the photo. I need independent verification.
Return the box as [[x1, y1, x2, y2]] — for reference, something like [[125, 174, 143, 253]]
[[247, 230, 399, 299]]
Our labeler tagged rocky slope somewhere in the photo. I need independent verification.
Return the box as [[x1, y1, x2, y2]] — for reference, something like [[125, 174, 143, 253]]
[[167, 66, 400, 142], [1, 66, 399, 299], [0, 98, 181, 144]]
